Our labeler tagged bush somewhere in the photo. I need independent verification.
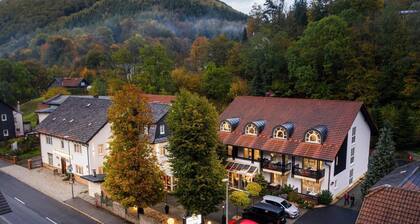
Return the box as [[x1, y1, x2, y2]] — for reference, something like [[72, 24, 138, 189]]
[[287, 191, 299, 202], [230, 190, 251, 216], [253, 173, 268, 194], [318, 190, 333, 205], [246, 182, 262, 197], [280, 184, 294, 194]]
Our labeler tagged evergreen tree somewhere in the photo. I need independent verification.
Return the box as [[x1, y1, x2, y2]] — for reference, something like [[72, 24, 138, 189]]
[[394, 106, 415, 150], [361, 125, 396, 197], [167, 90, 225, 216], [103, 85, 164, 211]]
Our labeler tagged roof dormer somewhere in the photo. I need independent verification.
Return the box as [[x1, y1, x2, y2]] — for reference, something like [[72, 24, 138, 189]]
[[244, 120, 266, 136], [272, 122, 294, 139], [305, 125, 328, 144], [220, 118, 240, 132]]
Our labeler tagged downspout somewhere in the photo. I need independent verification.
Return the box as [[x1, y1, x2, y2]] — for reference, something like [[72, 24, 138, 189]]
[[87, 144, 91, 175], [325, 162, 331, 192]]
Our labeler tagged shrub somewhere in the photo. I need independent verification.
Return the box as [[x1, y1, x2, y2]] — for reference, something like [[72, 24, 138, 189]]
[[280, 184, 294, 194], [318, 190, 333, 205], [253, 173, 268, 194], [230, 190, 251, 216], [287, 191, 299, 202], [246, 182, 262, 197]]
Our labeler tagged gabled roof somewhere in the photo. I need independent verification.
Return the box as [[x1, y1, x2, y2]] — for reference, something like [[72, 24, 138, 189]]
[[36, 97, 111, 144], [49, 77, 87, 88], [372, 161, 420, 191], [143, 94, 175, 104], [219, 96, 376, 161], [0, 100, 17, 112]]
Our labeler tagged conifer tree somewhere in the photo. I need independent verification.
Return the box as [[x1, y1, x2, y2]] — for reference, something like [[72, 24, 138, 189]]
[[103, 84, 164, 212], [167, 90, 225, 216], [361, 124, 396, 197]]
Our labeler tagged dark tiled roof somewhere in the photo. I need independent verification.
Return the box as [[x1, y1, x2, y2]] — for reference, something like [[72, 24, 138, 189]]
[[373, 161, 420, 191], [0, 191, 11, 215], [36, 97, 112, 143], [149, 103, 170, 123], [356, 187, 420, 224], [219, 96, 375, 161]]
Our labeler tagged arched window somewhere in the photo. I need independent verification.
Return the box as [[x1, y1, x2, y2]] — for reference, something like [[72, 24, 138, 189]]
[[273, 127, 287, 139], [245, 124, 258, 135], [305, 130, 321, 144], [220, 121, 231, 132]]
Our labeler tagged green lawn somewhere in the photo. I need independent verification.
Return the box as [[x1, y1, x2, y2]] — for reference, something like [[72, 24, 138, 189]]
[[21, 97, 44, 127], [18, 148, 41, 160]]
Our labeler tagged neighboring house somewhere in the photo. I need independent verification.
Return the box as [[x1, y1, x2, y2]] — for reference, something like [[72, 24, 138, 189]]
[[356, 161, 420, 224], [48, 77, 89, 89], [0, 100, 24, 141], [35, 94, 176, 196], [219, 96, 376, 199]]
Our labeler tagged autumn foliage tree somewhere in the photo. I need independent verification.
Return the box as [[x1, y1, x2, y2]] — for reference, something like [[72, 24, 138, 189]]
[[103, 84, 164, 211]]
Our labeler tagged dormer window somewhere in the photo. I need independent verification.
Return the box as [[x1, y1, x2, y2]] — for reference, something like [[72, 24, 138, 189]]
[[273, 127, 287, 139], [245, 124, 258, 135], [305, 130, 321, 144], [220, 121, 232, 132]]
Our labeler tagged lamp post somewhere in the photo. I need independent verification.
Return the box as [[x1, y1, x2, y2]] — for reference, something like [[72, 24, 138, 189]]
[[64, 136, 74, 199], [222, 178, 229, 224]]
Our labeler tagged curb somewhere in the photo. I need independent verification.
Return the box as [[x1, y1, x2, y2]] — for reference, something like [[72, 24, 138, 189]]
[[62, 200, 105, 224]]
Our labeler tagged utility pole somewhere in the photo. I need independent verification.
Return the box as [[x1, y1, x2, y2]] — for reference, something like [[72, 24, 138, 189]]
[[222, 178, 229, 224], [65, 136, 74, 199]]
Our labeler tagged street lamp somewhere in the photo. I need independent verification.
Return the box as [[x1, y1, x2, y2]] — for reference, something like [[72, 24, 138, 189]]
[[222, 178, 229, 224], [64, 136, 74, 199]]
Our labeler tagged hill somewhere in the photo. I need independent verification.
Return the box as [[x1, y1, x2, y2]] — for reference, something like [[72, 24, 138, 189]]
[[0, 0, 246, 58]]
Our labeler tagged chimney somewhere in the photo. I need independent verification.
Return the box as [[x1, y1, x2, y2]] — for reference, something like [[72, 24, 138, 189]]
[[93, 169, 97, 177]]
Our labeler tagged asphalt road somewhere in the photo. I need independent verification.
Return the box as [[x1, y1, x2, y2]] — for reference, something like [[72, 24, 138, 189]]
[[0, 166, 98, 224]]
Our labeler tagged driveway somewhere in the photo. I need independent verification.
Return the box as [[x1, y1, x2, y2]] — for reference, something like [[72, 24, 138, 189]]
[[295, 205, 358, 224]]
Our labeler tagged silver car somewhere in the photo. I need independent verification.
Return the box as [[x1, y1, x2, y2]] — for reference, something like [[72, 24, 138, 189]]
[[261, 195, 300, 219]]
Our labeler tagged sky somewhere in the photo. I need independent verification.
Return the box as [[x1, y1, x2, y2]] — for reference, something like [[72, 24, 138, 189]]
[[222, 0, 295, 14]]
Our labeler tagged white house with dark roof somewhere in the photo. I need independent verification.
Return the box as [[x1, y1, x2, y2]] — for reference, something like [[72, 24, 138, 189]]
[[36, 95, 176, 196]]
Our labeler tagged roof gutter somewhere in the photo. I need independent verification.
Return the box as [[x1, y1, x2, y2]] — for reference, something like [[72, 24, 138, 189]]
[[325, 161, 332, 192]]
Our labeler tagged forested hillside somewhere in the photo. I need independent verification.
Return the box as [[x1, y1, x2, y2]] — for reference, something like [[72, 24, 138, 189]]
[[0, 0, 419, 151]]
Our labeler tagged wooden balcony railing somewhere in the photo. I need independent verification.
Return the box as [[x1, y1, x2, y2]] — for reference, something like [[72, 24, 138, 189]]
[[262, 159, 292, 173], [293, 166, 325, 180]]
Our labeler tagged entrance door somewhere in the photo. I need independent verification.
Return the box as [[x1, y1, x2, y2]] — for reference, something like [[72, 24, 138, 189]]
[[61, 158, 66, 174]]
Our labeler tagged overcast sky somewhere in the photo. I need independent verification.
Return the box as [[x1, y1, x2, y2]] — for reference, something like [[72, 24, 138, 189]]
[[222, 0, 294, 14]]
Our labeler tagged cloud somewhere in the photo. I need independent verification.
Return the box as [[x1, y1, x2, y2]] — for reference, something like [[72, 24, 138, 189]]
[[222, 0, 265, 14]]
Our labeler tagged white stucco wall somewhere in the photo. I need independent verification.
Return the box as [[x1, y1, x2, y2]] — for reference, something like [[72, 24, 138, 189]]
[[13, 111, 24, 136], [88, 123, 112, 174]]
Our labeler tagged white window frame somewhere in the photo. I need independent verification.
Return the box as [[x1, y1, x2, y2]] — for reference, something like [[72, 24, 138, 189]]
[[1, 114, 7, 121], [3, 129, 9, 137], [273, 127, 287, 139], [74, 144, 82, 153], [305, 130, 321, 144], [350, 147, 355, 165], [46, 136, 53, 145], [160, 124, 165, 135], [349, 168, 354, 184], [245, 124, 257, 136], [220, 121, 231, 132], [351, 127, 356, 144]]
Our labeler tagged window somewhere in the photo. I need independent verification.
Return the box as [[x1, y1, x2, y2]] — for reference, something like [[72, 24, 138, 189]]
[[160, 124, 165, 135], [243, 148, 253, 159], [159, 145, 167, 156], [349, 168, 354, 184], [351, 127, 356, 144], [47, 153, 53, 165], [144, 126, 149, 135], [74, 144, 82, 153], [245, 124, 257, 135], [46, 136, 53, 145], [335, 156, 339, 166], [2, 129, 8, 137], [220, 121, 231, 132], [61, 141, 65, 149], [227, 145, 233, 156], [273, 127, 287, 139], [305, 130, 321, 144], [350, 147, 355, 164], [75, 165, 84, 175], [97, 144, 104, 155], [254, 149, 260, 160], [1, 114, 7, 121]]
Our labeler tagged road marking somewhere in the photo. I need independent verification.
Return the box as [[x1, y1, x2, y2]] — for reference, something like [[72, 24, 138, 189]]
[[14, 197, 25, 205], [46, 217, 58, 224]]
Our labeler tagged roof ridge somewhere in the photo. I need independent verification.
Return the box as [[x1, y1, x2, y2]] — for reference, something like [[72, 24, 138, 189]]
[[235, 96, 364, 104]]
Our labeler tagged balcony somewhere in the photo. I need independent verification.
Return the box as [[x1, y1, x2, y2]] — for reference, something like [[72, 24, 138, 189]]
[[262, 159, 292, 174], [293, 166, 325, 180]]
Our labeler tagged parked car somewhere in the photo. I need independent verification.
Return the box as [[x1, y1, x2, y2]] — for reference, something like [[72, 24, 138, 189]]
[[242, 202, 287, 224], [261, 195, 300, 218], [228, 219, 258, 224]]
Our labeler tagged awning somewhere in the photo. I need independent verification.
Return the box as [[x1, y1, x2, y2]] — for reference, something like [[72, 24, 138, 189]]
[[225, 161, 258, 177]]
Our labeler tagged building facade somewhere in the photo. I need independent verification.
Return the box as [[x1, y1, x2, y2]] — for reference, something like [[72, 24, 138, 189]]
[[0, 100, 24, 141], [219, 96, 376, 199]]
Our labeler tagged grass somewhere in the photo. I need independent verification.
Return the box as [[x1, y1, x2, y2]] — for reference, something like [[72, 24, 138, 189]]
[[18, 148, 41, 160], [21, 97, 44, 127]]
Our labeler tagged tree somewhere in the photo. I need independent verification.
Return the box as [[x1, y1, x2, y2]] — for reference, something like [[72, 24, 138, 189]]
[[167, 90, 225, 216], [246, 182, 262, 205], [202, 63, 232, 101], [230, 190, 251, 216], [42, 87, 70, 99], [103, 85, 164, 211], [170, 67, 201, 93], [361, 125, 396, 197], [208, 35, 233, 67], [189, 36, 209, 71], [88, 79, 107, 96], [394, 106, 415, 150]]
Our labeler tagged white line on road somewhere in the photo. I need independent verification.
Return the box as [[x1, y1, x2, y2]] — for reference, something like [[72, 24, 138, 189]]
[[46, 217, 58, 224], [14, 197, 25, 205]]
